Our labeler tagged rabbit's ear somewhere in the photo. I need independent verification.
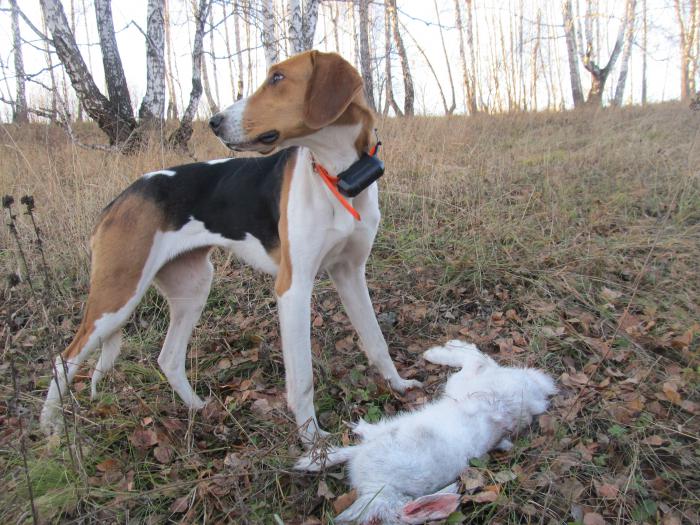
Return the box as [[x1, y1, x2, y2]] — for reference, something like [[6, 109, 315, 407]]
[[401, 492, 460, 524]]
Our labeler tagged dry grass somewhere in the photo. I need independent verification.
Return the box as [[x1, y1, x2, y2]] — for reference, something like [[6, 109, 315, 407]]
[[1, 103, 699, 524]]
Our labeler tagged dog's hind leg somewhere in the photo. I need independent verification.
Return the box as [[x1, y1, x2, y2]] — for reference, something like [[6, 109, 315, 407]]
[[154, 247, 214, 410], [40, 195, 171, 435], [91, 331, 123, 399]]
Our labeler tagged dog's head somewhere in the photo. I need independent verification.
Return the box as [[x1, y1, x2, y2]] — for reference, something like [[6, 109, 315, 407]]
[[209, 51, 370, 154]]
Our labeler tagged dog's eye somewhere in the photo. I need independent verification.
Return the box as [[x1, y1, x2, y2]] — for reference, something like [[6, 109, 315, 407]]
[[270, 72, 284, 85]]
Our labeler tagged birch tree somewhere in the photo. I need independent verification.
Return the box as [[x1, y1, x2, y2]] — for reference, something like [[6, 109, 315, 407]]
[[674, 0, 698, 100], [94, 0, 134, 128], [613, 0, 637, 107], [261, 0, 278, 67], [386, 0, 413, 115], [9, 0, 28, 123], [358, 0, 376, 111], [383, 0, 401, 116], [288, 0, 320, 53], [562, 0, 584, 107], [138, 0, 166, 125], [169, 0, 210, 150], [39, 0, 137, 145], [581, 2, 630, 106]]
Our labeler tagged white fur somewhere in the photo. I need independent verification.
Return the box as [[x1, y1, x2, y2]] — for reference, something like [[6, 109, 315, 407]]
[[206, 158, 232, 165], [143, 169, 177, 178], [217, 98, 248, 146], [295, 341, 556, 524]]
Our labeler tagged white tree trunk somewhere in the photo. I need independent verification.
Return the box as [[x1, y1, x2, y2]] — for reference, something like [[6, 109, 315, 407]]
[[613, 0, 637, 106], [358, 0, 376, 111], [562, 0, 584, 107], [9, 0, 28, 123], [94, 0, 133, 125], [233, 0, 245, 98], [139, 0, 166, 124], [169, 0, 210, 149], [261, 0, 278, 67], [288, 0, 303, 54], [40, 0, 136, 145]]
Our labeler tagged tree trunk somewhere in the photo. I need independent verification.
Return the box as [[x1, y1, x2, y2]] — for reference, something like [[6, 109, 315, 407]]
[[464, 0, 478, 114], [582, 1, 628, 106], [434, 0, 456, 114], [288, 0, 303, 54], [613, 0, 637, 107], [233, 0, 245, 98], [94, 0, 134, 127], [139, 0, 166, 125], [168, 0, 210, 150], [222, 0, 236, 100], [562, 0, 585, 107], [531, 9, 542, 111], [40, 0, 136, 145], [9, 0, 28, 123], [164, 0, 178, 120], [261, 0, 278, 67], [674, 0, 698, 100], [386, 0, 413, 115], [383, 1, 401, 116], [358, 0, 376, 111], [642, 0, 648, 104], [301, 0, 320, 51]]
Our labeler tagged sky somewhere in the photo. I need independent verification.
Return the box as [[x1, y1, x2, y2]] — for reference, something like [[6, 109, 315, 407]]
[[0, 0, 687, 121]]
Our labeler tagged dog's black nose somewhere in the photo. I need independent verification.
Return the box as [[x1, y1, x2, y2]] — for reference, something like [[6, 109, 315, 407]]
[[209, 114, 224, 132]]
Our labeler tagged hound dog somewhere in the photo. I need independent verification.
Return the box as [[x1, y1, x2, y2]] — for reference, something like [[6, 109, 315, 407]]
[[40, 51, 420, 444]]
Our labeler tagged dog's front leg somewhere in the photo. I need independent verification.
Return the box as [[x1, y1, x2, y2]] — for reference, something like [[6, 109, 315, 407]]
[[277, 280, 325, 446], [329, 262, 421, 393]]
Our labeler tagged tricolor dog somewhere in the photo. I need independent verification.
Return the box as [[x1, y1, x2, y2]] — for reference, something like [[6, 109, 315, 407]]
[[40, 51, 420, 443]]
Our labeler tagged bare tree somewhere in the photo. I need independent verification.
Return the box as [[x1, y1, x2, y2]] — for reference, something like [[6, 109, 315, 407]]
[[288, 0, 321, 53], [383, 1, 401, 116], [169, 0, 210, 150], [358, 0, 376, 111], [9, 0, 28, 123], [562, 0, 584, 107], [434, 0, 456, 114], [613, 0, 637, 107], [261, 0, 278, 67], [164, 0, 179, 119], [138, 0, 166, 125], [581, 2, 630, 106], [642, 0, 648, 104], [674, 0, 698, 100], [386, 0, 413, 115], [94, 0, 134, 127], [40, 0, 137, 145]]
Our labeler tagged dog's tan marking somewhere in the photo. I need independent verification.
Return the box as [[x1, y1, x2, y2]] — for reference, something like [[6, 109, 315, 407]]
[[64, 195, 168, 359], [274, 150, 297, 296], [241, 51, 365, 147]]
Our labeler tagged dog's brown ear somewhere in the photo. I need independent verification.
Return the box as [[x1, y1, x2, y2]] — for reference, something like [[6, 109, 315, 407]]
[[304, 51, 363, 130]]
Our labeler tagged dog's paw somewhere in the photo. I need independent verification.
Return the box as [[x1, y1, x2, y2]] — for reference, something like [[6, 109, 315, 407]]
[[39, 407, 64, 437], [390, 377, 422, 393]]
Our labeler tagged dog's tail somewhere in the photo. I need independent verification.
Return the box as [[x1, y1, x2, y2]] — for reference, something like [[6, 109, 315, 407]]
[[336, 484, 460, 525], [423, 340, 497, 370], [294, 445, 357, 472]]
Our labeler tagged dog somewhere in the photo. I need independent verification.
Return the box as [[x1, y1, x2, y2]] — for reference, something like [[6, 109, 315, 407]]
[[295, 341, 557, 524], [40, 51, 420, 443]]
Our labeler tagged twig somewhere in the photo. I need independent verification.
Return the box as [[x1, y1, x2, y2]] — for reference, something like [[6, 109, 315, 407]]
[[2, 195, 34, 291], [21, 195, 52, 292], [9, 349, 39, 525]]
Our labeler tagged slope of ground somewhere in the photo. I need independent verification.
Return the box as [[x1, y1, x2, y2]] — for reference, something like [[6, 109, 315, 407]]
[[1, 103, 699, 524]]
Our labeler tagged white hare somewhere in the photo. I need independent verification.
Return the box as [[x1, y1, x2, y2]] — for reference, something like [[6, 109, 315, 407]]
[[295, 340, 557, 524]]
